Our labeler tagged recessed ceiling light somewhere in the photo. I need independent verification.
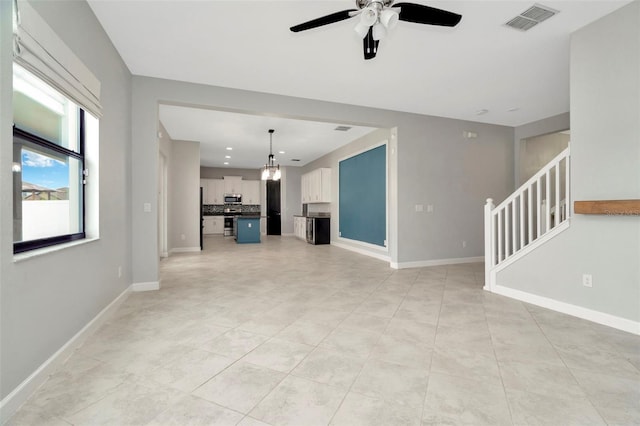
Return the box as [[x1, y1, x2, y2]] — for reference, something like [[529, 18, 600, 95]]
[[476, 109, 489, 115], [225, 155, 231, 159], [279, 151, 285, 154], [226, 147, 233, 151], [508, 107, 520, 112], [223, 162, 229, 165], [291, 159, 301, 162]]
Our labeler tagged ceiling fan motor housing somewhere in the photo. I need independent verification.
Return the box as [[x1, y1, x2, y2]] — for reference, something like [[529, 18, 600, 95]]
[[356, 0, 394, 10]]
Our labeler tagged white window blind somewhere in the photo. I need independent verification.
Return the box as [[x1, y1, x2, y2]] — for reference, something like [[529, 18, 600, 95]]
[[12, 0, 102, 117]]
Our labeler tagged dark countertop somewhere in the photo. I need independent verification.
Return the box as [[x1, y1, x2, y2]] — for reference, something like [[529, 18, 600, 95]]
[[294, 214, 331, 218], [235, 215, 261, 219]]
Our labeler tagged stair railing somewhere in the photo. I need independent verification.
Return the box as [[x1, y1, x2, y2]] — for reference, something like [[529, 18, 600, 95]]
[[485, 146, 571, 289]]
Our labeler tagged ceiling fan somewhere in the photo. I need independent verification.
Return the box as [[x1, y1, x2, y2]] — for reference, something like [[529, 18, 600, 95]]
[[290, 0, 462, 60]]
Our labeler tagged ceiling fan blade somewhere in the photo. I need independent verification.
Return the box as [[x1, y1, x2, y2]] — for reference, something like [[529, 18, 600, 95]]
[[363, 27, 379, 60], [394, 2, 462, 27], [290, 9, 358, 32]]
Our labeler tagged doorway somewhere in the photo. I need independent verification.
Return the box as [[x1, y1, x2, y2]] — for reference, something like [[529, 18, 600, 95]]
[[266, 180, 281, 235]]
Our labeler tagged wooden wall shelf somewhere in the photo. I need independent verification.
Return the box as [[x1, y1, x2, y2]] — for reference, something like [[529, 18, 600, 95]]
[[574, 200, 640, 215]]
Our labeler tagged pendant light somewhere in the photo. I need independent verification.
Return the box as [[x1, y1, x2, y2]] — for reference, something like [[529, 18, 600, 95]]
[[261, 129, 281, 181]]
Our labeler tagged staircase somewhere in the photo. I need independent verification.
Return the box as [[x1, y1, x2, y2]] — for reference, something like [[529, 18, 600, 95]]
[[484, 146, 571, 290]]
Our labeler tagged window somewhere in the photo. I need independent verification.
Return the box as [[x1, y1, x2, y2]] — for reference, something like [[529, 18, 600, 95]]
[[13, 64, 87, 253]]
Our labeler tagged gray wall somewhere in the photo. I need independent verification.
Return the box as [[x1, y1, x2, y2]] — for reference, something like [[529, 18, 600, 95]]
[[514, 112, 570, 188], [519, 131, 570, 184], [0, 0, 132, 398], [497, 1, 640, 323], [200, 167, 260, 180], [281, 166, 303, 234], [131, 76, 514, 282], [170, 141, 200, 251]]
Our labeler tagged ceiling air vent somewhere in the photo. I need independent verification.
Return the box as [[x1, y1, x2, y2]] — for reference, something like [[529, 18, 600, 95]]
[[505, 4, 558, 31], [334, 126, 352, 132]]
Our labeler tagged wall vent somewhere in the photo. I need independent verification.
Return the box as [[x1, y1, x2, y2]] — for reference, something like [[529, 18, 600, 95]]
[[505, 4, 558, 31], [334, 126, 352, 131]]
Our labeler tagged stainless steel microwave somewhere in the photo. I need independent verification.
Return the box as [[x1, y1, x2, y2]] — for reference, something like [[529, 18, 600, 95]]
[[224, 194, 242, 204]]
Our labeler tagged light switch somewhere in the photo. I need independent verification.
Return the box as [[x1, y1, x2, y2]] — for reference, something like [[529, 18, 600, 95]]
[[415, 204, 424, 212], [427, 205, 434, 213], [143, 202, 151, 213]]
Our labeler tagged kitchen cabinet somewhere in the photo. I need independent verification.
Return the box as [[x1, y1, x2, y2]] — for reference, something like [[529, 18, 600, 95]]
[[293, 216, 307, 240], [201, 179, 224, 204], [301, 168, 331, 203], [203, 216, 224, 235], [241, 180, 261, 205], [224, 176, 242, 194], [235, 217, 260, 244], [207, 179, 224, 204]]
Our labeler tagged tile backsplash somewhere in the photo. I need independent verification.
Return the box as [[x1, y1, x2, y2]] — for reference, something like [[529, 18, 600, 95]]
[[203, 205, 261, 215]]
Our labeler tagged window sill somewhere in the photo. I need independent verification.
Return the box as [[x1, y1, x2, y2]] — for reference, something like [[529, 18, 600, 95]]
[[13, 237, 100, 263]]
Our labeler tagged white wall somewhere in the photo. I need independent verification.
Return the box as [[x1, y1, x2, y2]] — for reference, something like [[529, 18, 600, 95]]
[[497, 1, 640, 325], [169, 140, 200, 251], [0, 0, 132, 399]]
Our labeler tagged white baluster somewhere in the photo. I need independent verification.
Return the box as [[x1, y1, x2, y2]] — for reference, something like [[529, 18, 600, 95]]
[[555, 163, 561, 227], [498, 209, 503, 262], [512, 200, 517, 255], [527, 187, 533, 246], [519, 192, 525, 251], [484, 198, 494, 289], [545, 170, 551, 233], [536, 178, 541, 238]]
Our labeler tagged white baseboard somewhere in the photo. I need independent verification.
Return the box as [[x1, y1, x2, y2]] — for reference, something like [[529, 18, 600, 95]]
[[391, 256, 484, 270], [160, 251, 169, 258], [331, 241, 391, 263], [0, 286, 131, 424], [490, 284, 640, 335], [169, 247, 201, 254], [131, 281, 160, 292]]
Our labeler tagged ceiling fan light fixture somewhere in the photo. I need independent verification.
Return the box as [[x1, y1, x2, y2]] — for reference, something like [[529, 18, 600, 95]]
[[354, 21, 370, 38], [372, 22, 387, 40], [380, 9, 399, 29], [360, 7, 378, 26]]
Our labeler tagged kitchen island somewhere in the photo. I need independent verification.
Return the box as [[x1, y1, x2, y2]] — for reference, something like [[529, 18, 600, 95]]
[[234, 216, 260, 244]]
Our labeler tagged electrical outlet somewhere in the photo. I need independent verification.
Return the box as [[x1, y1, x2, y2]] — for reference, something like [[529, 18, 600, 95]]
[[427, 205, 434, 213], [582, 274, 593, 287], [181, 234, 186, 241], [118, 266, 122, 278], [462, 241, 467, 248]]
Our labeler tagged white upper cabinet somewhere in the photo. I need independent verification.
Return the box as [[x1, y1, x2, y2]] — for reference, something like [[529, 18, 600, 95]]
[[224, 176, 243, 194], [201, 179, 224, 204], [241, 180, 260, 205], [302, 168, 331, 203], [209, 179, 224, 204]]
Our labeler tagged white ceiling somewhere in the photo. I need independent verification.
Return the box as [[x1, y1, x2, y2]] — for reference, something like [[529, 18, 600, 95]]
[[88, 0, 630, 167], [159, 105, 378, 168]]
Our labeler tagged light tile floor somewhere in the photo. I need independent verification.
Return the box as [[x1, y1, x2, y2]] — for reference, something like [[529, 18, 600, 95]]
[[8, 236, 640, 425]]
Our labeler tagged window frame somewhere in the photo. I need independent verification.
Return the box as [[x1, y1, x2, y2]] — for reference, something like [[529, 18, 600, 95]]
[[13, 109, 86, 254]]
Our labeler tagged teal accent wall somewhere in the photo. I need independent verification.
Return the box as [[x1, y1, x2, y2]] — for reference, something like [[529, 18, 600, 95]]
[[339, 144, 386, 246]]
